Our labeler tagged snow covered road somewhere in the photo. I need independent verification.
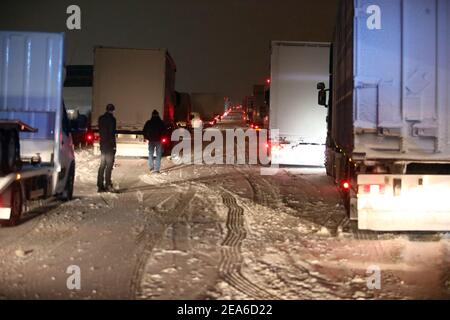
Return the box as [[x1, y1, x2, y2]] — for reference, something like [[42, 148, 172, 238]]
[[0, 150, 449, 299]]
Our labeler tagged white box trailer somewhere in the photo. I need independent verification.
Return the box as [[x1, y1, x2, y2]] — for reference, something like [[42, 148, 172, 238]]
[[318, 0, 450, 231], [0, 31, 75, 226], [92, 47, 176, 157], [269, 41, 330, 167]]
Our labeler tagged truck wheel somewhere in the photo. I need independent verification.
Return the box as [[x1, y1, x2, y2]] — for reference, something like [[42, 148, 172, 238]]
[[0, 183, 23, 227], [61, 164, 75, 201]]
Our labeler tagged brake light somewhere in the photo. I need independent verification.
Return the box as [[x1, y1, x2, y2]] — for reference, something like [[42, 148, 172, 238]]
[[162, 137, 168, 144], [86, 133, 94, 142], [341, 180, 351, 191]]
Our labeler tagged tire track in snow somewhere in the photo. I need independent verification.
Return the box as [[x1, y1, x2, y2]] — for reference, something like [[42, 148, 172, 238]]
[[233, 166, 280, 208], [219, 192, 278, 300], [131, 188, 196, 299]]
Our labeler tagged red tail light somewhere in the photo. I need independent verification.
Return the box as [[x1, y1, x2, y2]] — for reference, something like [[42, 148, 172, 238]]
[[86, 133, 94, 142], [161, 137, 168, 144], [341, 181, 351, 191]]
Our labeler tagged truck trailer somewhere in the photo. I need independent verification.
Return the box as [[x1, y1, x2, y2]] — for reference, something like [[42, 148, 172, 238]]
[[317, 0, 450, 231], [0, 31, 75, 226], [91, 47, 176, 157], [269, 41, 330, 167]]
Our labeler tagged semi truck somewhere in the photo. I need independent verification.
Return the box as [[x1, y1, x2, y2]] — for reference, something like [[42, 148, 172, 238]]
[[91, 47, 176, 157], [317, 0, 450, 231], [0, 31, 75, 226], [269, 41, 330, 166]]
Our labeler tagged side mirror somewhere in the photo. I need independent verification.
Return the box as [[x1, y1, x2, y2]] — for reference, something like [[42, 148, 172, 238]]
[[317, 82, 328, 107], [318, 90, 327, 107]]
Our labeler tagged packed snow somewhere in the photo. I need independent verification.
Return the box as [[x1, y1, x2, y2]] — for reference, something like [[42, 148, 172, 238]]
[[0, 149, 448, 299]]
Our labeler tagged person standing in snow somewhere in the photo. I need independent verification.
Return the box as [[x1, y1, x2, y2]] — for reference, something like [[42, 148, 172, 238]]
[[143, 109, 166, 174], [97, 103, 117, 192]]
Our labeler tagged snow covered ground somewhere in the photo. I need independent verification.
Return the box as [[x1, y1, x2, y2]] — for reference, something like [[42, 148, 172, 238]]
[[0, 149, 449, 300]]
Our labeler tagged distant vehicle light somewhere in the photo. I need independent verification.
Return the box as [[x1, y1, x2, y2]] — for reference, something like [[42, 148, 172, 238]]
[[266, 78, 271, 85], [162, 137, 167, 144]]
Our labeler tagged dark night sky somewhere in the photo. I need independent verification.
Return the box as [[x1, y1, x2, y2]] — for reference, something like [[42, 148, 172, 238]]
[[0, 0, 339, 101]]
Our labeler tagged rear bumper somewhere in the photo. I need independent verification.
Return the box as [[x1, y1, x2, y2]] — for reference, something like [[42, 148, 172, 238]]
[[357, 174, 450, 231], [359, 208, 450, 231]]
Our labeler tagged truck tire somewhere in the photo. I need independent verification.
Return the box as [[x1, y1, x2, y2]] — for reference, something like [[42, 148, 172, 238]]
[[0, 182, 23, 227], [61, 163, 75, 201]]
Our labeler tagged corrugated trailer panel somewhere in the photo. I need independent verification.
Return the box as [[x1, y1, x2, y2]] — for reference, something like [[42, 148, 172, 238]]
[[0, 31, 64, 140], [331, 0, 354, 153], [333, 0, 450, 161]]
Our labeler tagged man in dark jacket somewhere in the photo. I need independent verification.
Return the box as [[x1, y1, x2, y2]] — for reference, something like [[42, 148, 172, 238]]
[[143, 109, 166, 173], [97, 104, 117, 192]]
